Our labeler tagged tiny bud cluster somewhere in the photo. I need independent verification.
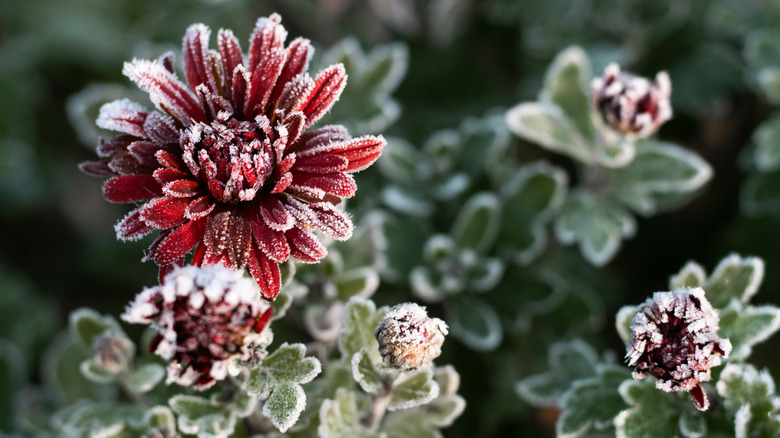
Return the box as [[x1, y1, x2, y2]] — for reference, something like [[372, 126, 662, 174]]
[[591, 63, 672, 138], [627, 287, 731, 411], [92, 331, 134, 374], [123, 264, 273, 390], [374, 302, 448, 371]]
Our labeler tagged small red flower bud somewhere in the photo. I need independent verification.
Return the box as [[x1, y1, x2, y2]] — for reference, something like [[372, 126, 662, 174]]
[[591, 63, 672, 138], [123, 264, 273, 391], [626, 287, 732, 411], [374, 302, 448, 371]]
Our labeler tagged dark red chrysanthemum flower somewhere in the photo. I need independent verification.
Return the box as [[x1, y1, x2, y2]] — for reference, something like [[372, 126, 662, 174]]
[[626, 287, 731, 411], [123, 264, 273, 391], [81, 13, 386, 299]]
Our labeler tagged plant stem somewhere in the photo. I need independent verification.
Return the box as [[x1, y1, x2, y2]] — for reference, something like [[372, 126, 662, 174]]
[[366, 376, 394, 431]]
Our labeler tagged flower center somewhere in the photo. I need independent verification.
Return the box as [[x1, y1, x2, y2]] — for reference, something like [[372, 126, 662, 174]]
[[181, 116, 293, 204]]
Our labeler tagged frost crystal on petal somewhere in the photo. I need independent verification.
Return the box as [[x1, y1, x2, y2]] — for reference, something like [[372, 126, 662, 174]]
[[374, 302, 448, 371], [122, 264, 273, 390], [591, 63, 672, 138], [626, 287, 731, 411]]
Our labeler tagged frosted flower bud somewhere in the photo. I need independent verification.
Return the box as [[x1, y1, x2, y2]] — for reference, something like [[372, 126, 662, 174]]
[[122, 264, 273, 391], [591, 63, 672, 138], [92, 331, 134, 374], [626, 287, 731, 411], [374, 302, 448, 370]]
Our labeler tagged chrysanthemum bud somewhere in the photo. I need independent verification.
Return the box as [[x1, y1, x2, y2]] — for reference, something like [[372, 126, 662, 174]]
[[122, 264, 273, 391], [591, 63, 672, 138], [374, 302, 448, 371], [92, 331, 134, 374], [626, 287, 731, 411]]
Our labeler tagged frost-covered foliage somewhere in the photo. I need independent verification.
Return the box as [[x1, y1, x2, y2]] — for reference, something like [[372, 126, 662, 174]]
[[7, 1, 780, 437]]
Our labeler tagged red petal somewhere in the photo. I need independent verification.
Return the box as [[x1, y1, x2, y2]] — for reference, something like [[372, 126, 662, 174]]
[[247, 14, 286, 75], [143, 112, 180, 143], [79, 160, 115, 176], [270, 172, 293, 194], [108, 154, 149, 175], [163, 179, 202, 197], [247, 245, 281, 300], [191, 243, 207, 265], [250, 209, 290, 262], [185, 195, 217, 220], [183, 24, 219, 96], [226, 213, 253, 268], [246, 48, 286, 117], [293, 154, 348, 173], [258, 195, 294, 231], [103, 175, 162, 203], [298, 64, 347, 129], [116, 207, 155, 241], [156, 150, 187, 171], [285, 226, 326, 263], [97, 135, 136, 158], [139, 197, 189, 228], [337, 135, 386, 172], [123, 59, 206, 125], [129, 141, 167, 168], [309, 202, 353, 240], [254, 306, 274, 328], [289, 171, 356, 198], [154, 168, 190, 186], [151, 218, 207, 265], [218, 29, 243, 99], [268, 37, 313, 111], [204, 208, 231, 254], [289, 124, 351, 154], [274, 75, 314, 118], [96, 99, 148, 137], [690, 383, 709, 411]]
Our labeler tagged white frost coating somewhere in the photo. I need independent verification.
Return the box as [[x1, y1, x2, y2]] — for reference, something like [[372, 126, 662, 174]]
[[707, 253, 765, 304], [122, 58, 195, 126], [263, 383, 306, 433], [96, 99, 149, 138], [374, 302, 448, 370]]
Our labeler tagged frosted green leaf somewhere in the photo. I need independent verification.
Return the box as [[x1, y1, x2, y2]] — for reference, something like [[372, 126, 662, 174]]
[[555, 191, 636, 266], [170, 395, 237, 438], [469, 257, 505, 292], [757, 68, 780, 105], [375, 212, 429, 282], [61, 402, 144, 437], [433, 365, 460, 398], [388, 368, 440, 411], [125, 363, 165, 393], [669, 261, 707, 290], [351, 348, 383, 394], [263, 381, 306, 433], [80, 359, 116, 384], [0, 338, 23, 430], [338, 297, 386, 363], [499, 161, 568, 264], [143, 405, 176, 431], [67, 83, 138, 147], [679, 410, 706, 438], [557, 366, 631, 437], [705, 253, 764, 308], [378, 138, 422, 186], [615, 305, 636, 344], [753, 116, 780, 171], [448, 294, 502, 351], [336, 267, 381, 300], [249, 343, 321, 387], [409, 266, 446, 303], [609, 141, 713, 216], [456, 114, 512, 184], [718, 301, 780, 360], [540, 46, 595, 142], [451, 192, 501, 253], [44, 333, 115, 405], [745, 29, 780, 104], [716, 363, 780, 437], [614, 380, 680, 438], [505, 102, 594, 164], [70, 308, 122, 352], [383, 413, 439, 438], [516, 339, 598, 407], [272, 289, 293, 321], [319, 389, 383, 438], [741, 170, 780, 216], [318, 38, 408, 135], [381, 186, 435, 217], [596, 131, 636, 168]]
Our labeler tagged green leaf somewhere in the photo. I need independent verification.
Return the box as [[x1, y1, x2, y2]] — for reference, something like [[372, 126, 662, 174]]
[[554, 191, 636, 266], [609, 140, 713, 216], [505, 102, 594, 164], [705, 253, 764, 308], [379, 138, 423, 186], [318, 389, 381, 438], [451, 192, 501, 253], [351, 348, 383, 394], [388, 368, 440, 411], [741, 170, 780, 216], [383, 412, 439, 438], [256, 343, 322, 386], [126, 363, 165, 393], [318, 38, 408, 135], [80, 358, 116, 384], [43, 332, 116, 405], [679, 410, 707, 438], [448, 294, 502, 351], [170, 395, 238, 438], [745, 29, 780, 104], [516, 339, 599, 406], [615, 305, 636, 344], [338, 297, 386, 363], [753, 115, 780, 171], [272, 289, 294, 321], [263, 381, 307, 433], [540, 46, 595, 142], [143, 405, 176, 431], [336, 267, 381, 300], [557, 366, 631, 437], [718, 300, 780, 361], [69, 308, 122, 353], [669, 261, 707, 290], [59, 402, 144, 437], [614, 380, 681, 438], [716, 363, 780, 437], [498, 161, 568, 264]]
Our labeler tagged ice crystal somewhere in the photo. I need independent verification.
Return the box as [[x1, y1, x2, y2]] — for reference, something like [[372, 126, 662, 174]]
[[80, 13, 386, 299], [591, 63, 672, 138], [375, 302, 448, 371], [626, 287, 732, 411], [122, 264, 273, 391]]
